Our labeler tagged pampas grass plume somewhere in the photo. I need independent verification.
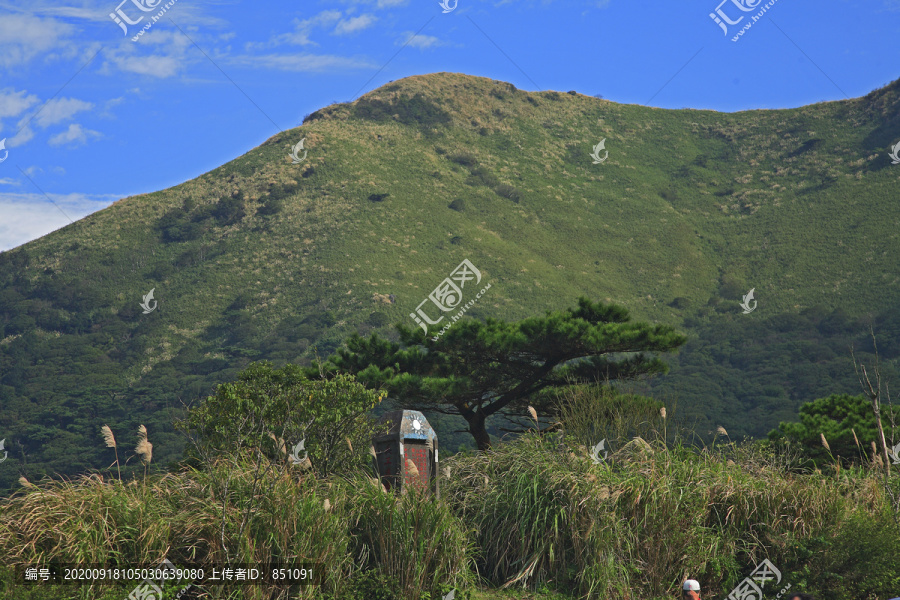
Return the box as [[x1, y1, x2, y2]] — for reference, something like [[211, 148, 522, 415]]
[[101, 425, 116, 448], [135, 425, 153, 464]]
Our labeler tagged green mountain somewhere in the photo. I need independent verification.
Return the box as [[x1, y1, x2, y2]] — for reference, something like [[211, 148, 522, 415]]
[[2, 72, 899, 492]]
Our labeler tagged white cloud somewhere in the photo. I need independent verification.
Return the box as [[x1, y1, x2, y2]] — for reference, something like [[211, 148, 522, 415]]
[[376, 0, 409, 7], [334, 14, 377, 35], [267, 11, 344, 47], [0, 13, 77, 68], [100, 30, 192, 78], [0, 192, 117, 252], [230, 52, 376, 72], [0, 178, 20, 186], [31, 97, 94, 128], [48, 123, 101, 147], [0, 88, 40, 119], [7, 125, 35, 148], [400, 32, 444, 49], [107, 53, 184, 78], [102, 96, 125, 114]]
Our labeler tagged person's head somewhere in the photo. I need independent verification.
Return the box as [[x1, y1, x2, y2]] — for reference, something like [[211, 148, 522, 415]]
[[682, 579, 701, 600], [789, 594, 815, 600]]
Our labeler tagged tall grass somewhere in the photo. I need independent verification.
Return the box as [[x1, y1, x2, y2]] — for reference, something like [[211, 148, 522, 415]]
[[442, 384, 896, 599], [343, 474, 476, 600], [1, 383, 897, 599], [0, 453, 475, 600]]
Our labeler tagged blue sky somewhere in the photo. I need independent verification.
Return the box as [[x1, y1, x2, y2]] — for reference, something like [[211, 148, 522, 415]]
[[0, 0, 898, 251]]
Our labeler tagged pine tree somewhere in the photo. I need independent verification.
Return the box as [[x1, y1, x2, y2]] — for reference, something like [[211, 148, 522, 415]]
[[320, 297, 686, 450]]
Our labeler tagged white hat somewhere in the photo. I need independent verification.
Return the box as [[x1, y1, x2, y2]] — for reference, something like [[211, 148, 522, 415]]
[[683, 580, 701, 592]]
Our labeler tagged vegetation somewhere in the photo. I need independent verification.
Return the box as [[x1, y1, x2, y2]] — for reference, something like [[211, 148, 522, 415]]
[[179, 362, 387, 477], [768, 393, 900, 467], [353, 92, 452, 128], [1, 383, 898, 599], [318, 297, 686, 449], [2, 72, 900, 494]]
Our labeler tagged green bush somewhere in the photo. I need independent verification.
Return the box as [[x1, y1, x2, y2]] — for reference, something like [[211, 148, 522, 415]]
[[768, 393, 900, 466], [343, 570, 402, 600], [465, 167, 499, 188], [179, 362, 386, 477], [493, 183, 522, 203], [367, 312, 390, 327], [449, 152, 477, 167], [354, 93, 451, 128], [782, 511, 900, 599]]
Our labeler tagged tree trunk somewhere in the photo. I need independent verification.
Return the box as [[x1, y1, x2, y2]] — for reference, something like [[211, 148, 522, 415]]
[[466, 409, 492, 450]]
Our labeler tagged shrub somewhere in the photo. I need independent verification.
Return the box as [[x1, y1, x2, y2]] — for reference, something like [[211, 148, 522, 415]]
[[768, 393, 899, 466], [210, 195, 245, 225], [257, 196, 284, 216], [354, 93, 451, 128], [449, 152, 477, 167], [303, 110, 325, 123], [493, 183, 522, 203], [344, 570, 401, 600], [465, 167, 499, 188], [448, 199, 466, 212], [179, 362, 386, 477], [367, 312, 390, 327], [368, 193, 390, 203], [669, 297, 691, 310]]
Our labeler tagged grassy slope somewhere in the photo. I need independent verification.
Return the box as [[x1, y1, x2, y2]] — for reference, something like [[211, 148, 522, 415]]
[[1, 72, 900, 487]]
